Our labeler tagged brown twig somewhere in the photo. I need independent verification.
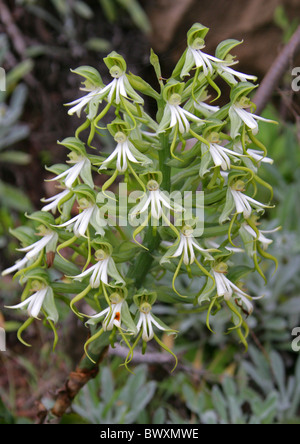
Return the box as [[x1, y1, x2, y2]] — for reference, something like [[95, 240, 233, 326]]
[[38, 341, 109, 423], [253, 25, 300, 115]]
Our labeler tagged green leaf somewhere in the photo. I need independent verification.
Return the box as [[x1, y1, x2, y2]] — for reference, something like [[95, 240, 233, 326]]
[[85, 38, 111, 53], [0, 151, 30, 165], [73, 1, 94, 19], [0, 180, 33, 212]]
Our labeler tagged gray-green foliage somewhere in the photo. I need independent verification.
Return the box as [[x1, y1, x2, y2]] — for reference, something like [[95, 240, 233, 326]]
[[17, 0, 150, 57], [71, 365, 156, 424], [0, 35, 32, 225]]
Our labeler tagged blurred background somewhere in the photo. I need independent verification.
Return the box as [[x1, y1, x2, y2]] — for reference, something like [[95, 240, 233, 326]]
[[1, 0, 300, 424]]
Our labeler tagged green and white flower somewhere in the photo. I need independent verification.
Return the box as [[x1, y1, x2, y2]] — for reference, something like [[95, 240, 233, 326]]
[[41, 189, 71, 213], [136, 302, 172, 342], [213, 263, 256, 315], [229, 98, 274, 138], [100, 132, 151, 173], [49, 154, 92, 189], [6, 281, 57, 321], [54, 200, 104, 238], [230, 181, 272, 219], [158, 93, 204, 134], [162, 225, 214, 265], [2, 230, 58, 276], [87, 293, 124, 331], [186, 40, 223, 77], [130, 180, 183, 223], [240, 222, 280, 250], [72, 249, 125, 288]]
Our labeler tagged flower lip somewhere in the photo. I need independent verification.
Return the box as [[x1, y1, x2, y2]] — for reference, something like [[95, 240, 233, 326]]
[[147, 179, 159, 191]]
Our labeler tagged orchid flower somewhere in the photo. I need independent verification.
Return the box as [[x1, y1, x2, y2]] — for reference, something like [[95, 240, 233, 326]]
[[240, 222, 280, 250], [41, 189, 71, 213], [48, 154, 92, 189], [213, 263, 259, 315], [5, 281, 57, 321], [130, 180, 183, 225], [99, 131, 151, 173], [158, 93, 204, 135], [186, 39, 224, 77], [230, 181, 272, 219], [87, 293, 124, 331], [2, 230, 58, 276], [229, 98, 275, 138], [162, 226, 214, 266], [72, 249, 125, 288], [54, 200, 104, 238], [136, 302, 173, 342]]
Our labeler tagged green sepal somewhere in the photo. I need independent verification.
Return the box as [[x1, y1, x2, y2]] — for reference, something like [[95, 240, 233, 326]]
[[19, 267, 50, 286], [43, 287, 59, 324], [103, 51, 127, 72], [45, 163, 68, 176], [25, 211, 56, 228], [227, 265, 253, 283], [162, 79, 185, 103], [91, 238, 113, 255], [57, 137, 87, 156], [215, 39, 243, 60], [121, 301, 138, 335], [150, 49, 163, 86], [8, 226, 36, 246], [127, 72, 160, 100], [186, 23, 210, 45], [70, 66, 103, 88], [73, 184, 96, 203], [133, 290, 157, 307], [112, 240, 142, 263], [107, 118, 131, 137], [230, 81, 258, 104]]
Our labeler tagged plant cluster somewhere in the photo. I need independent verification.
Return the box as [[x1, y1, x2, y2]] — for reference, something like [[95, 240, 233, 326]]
[[2, 23, 278, 371]]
